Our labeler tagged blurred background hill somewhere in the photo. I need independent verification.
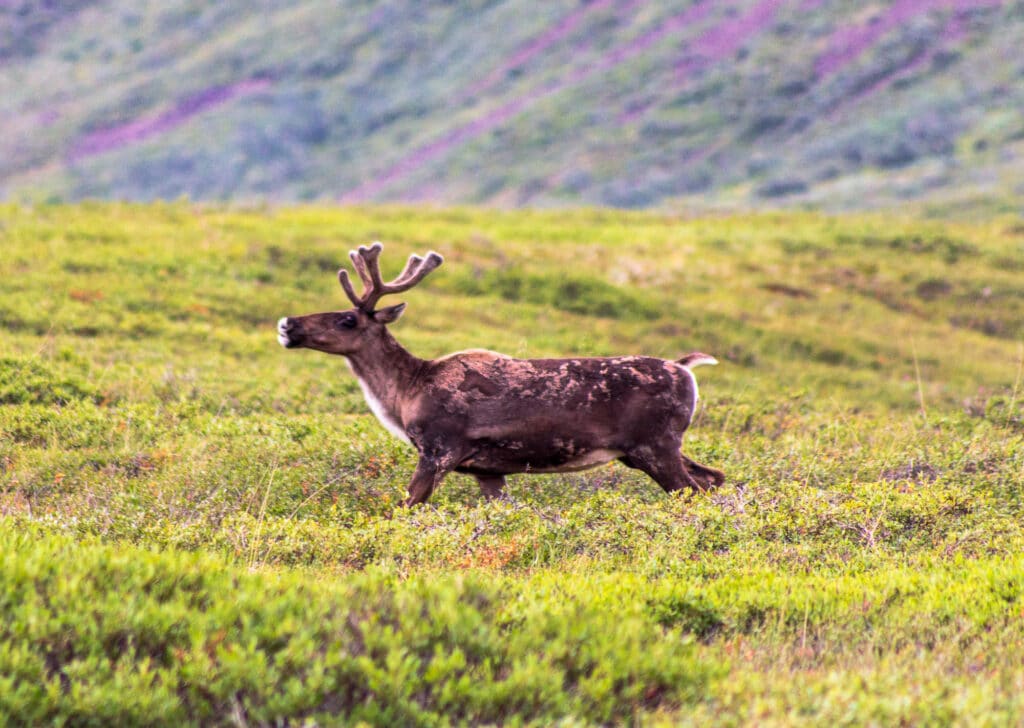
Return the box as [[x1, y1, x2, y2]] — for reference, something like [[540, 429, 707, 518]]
[[1, 0, 1022, 213]]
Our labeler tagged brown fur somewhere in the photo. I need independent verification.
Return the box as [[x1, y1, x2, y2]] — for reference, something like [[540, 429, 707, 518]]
[[278, 245, 724, 506]]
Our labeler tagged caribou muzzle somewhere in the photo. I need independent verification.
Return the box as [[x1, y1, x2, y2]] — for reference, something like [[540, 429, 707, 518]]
[[277, 317, 303, 348]]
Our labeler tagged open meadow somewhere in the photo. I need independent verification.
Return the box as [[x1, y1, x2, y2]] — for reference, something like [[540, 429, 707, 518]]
[[2, 203, 1024, 725]]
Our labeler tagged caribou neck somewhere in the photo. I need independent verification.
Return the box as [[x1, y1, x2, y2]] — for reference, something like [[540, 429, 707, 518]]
[[344, 329, 424, 416]]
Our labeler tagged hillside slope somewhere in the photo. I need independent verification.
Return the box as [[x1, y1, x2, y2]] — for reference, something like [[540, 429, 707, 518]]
[[2, 0, 1023, 210]]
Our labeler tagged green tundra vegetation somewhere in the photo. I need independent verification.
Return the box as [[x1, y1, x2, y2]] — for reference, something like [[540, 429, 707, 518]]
[[1, 203, 1023, 725]]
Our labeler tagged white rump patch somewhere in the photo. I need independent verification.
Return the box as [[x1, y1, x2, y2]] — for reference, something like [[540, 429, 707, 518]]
[[685, 367, 699, 410], [675, 354, 716, 413], [676, 364, 702, 412]]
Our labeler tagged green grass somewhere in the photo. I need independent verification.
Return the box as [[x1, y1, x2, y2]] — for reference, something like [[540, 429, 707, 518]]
[[2, 203, 1024, 724]]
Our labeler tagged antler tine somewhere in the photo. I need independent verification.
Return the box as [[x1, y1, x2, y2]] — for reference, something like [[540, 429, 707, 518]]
[[380, 251, 443, 295], [349, 241, 383, 288], [392, 254, 424, 285], [348, 250, 372, 289], [337, 268, 362, 307], [350, 243, 385, 310]]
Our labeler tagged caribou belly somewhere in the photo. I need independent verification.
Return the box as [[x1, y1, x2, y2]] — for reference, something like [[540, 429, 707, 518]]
[[460, 447, 624, 475], [527, 448, 625, 473]]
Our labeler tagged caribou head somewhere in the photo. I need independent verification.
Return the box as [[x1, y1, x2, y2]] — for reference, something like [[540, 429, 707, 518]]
[[277, 242, 442, 356]]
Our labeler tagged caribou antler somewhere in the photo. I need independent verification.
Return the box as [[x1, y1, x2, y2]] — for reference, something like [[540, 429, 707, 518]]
[[338, 242, 444, 312]]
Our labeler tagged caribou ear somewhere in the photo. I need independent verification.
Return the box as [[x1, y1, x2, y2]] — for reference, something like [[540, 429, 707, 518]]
[[372, 303, 406, 324]]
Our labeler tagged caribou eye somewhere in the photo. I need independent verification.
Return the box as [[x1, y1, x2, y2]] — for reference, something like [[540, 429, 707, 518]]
[[337, 313, 357, 330]]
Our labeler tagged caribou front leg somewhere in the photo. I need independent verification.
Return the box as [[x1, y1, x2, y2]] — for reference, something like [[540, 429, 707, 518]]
[[404, 447, 465, 506], [405, 458, 444, 506]]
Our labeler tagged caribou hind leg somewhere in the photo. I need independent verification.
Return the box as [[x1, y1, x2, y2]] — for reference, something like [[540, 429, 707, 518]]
[[619, 443, 705, 493], [681, 454, 725, 491]]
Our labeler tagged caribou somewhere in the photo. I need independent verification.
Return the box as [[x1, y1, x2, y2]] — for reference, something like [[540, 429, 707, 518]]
[[277, 243, 724, 506]]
